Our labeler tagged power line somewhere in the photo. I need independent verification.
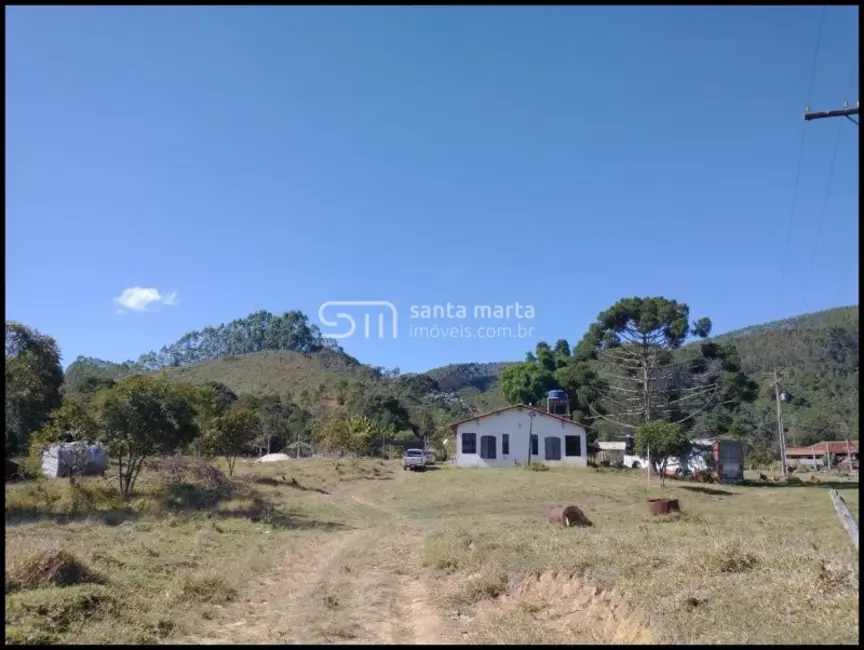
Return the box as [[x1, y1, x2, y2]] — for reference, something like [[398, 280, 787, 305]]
[[800, 121, 843, 305], [776, 5, 828, 322], [800, 59, 859, 310], [771, 6, 830, 472]]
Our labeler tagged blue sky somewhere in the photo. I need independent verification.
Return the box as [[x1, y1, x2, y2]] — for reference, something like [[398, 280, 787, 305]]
[[6, 6, 859, 373]]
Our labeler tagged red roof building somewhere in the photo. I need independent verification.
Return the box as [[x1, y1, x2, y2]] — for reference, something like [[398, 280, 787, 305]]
[[785, 440, 859, 458]]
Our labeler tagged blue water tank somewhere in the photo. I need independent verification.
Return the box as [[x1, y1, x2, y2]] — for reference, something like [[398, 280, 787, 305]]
[[547, 390, 567, 401]]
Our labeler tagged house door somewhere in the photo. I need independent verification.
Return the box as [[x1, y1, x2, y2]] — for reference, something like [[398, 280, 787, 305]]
[[544, 436, 562, 461]]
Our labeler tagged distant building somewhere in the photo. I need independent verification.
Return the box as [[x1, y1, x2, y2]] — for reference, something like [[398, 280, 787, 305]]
[[785, 441, 859, 469]]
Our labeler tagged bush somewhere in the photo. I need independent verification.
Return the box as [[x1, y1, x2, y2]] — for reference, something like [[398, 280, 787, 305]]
[[188, 462, 232, 495], [6, 549, 104, 594], [5, 584, 117, 641], [700, 542, 758, 574], [169, 572, 237, 604], [149, 455, 190, 485]]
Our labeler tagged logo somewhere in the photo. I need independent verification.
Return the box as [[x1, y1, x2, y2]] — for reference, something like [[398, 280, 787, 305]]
[[318, 300, 536, 341], [317, 301, 399, 339]]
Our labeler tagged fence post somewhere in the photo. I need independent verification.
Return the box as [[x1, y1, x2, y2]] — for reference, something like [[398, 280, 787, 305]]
[[829, 489, 859, 551]]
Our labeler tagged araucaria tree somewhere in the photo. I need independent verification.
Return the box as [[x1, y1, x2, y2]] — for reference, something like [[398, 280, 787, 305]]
[[578, 297, 757, 430]]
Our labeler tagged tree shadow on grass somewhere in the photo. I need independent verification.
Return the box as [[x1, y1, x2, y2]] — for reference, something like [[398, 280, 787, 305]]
[[742, 479, 859, 491], [5, 480, 348, 531], [5, 506, 141, 527], [210, 507, 350, 531], [679, 485, 738, 497], [247, 475, 334, 494]]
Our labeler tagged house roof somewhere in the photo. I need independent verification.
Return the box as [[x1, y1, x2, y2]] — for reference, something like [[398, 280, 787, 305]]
[[448, 404, 586, 431], [785, 441, 859, 457]]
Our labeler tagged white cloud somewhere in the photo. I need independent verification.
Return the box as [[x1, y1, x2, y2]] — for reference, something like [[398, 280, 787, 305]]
[[114, 287, 180, 312]]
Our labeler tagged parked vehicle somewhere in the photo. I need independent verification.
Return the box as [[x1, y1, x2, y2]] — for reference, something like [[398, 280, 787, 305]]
[[423, 449, 436, 466], [403, 448, 426, 472]]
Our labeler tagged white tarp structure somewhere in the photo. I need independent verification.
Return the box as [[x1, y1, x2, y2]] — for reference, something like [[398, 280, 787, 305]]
[[256, 453, 293, 463], [41, 443, 109, 478]]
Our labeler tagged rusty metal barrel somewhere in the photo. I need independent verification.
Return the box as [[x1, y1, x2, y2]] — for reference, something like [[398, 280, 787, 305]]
[[647, 498, 680, 516]]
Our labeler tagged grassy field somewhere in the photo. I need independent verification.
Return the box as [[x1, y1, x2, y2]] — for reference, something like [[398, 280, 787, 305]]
[[5, 459, 860, 645]]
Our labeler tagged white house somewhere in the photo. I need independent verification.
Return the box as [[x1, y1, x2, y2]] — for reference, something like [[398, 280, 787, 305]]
[[450, 405, 588, 468]]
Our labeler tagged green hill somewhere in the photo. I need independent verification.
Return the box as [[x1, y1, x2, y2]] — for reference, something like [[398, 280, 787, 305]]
[[711, 306, 859, 446], [61, 305, 858, 447]]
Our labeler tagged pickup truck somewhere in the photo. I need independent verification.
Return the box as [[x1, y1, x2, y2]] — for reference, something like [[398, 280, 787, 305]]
[[403, 449, 427, 472]]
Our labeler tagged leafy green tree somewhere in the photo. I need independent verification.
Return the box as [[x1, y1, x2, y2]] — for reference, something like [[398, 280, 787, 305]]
[[202, 408, 261, 477], [392, 429, 417, 442], [345, 415, 384, 457], [313, 415, 388, 457], [500, 342, 606, 427], [188, 381, 238, 456], [633, 420, 690, 486], [62, 374, 117, 397], [499, 344, 557, 405], [96, 376, 199, 497], [315, 417, 351, 456], [5, 321, 64, 454]]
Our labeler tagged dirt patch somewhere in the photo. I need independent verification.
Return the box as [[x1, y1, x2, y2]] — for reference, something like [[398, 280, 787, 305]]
[[458, 571, 655, 644], [402, 576, 445, 644], [178, 529, 366, 644], [350, 493, 403, 520]]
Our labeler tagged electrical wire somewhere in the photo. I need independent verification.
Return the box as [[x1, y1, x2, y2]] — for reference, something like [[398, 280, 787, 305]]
[[775, 5, 827, 323], [799, 60, 859, 307], [799, 120, 843, 306], [770, 7, 830, 466]]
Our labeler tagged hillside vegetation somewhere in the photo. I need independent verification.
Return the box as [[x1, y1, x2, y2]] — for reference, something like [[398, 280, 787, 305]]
[[15, 304, 858, 461]]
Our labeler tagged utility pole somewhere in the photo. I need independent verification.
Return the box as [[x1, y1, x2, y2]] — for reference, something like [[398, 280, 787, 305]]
[[647, 444, 651, 487], [804, 102, 859, 125], [527, 410, 536, 467], [773, 369, 788, 479]]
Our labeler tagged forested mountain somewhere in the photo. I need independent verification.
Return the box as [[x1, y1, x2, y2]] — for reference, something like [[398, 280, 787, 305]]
[[710, 306, 859, 448], [423, 362, 515, 393], [63, 310, 349, 392], [24, 304, 857, 460]]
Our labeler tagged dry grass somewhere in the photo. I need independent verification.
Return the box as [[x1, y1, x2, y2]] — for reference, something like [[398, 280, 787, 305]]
[[5, 459, 859, 645], [161, 350, 371, 406], [410, 467, 859, 645], [6, 549, 105, 594], [4, 457, 381, 644]]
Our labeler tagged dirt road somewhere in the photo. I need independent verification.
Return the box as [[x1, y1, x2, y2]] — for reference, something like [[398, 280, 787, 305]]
[[180, 470, 450, 645]]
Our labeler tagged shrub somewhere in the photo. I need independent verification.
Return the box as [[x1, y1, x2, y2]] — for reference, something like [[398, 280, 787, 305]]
[[169, 572, 237, 604], [6, 549, 104, 594], [700, 542, 758, 574]]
